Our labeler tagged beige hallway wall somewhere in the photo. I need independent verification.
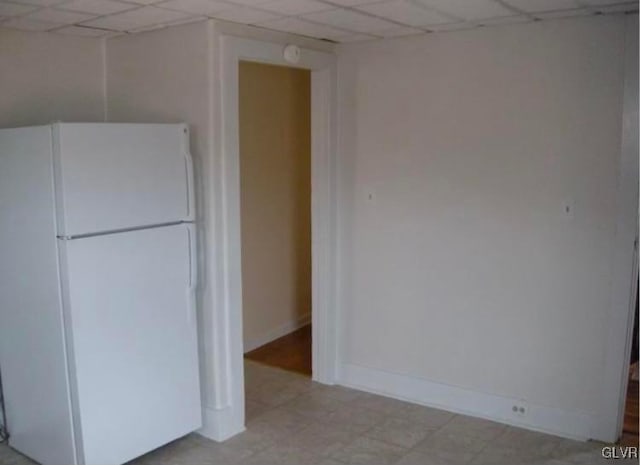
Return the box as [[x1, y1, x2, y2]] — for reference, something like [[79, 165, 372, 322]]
[[239, 61, 311, 352]]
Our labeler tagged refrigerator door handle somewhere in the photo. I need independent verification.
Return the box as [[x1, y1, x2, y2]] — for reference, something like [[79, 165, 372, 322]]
[[184, 150, 196, 222], [186, 223, 198, 325]]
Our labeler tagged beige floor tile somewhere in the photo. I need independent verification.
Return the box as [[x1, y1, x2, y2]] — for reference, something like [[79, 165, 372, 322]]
[[395, 450, 476, 465], [470, 445, 572, 465], [409, 444, 477, 464], [283, 390, 346, 421], [414, 429, 490, 455], [237, 444, 324, 465], [365, 417, 437, 448], [245, 377, 317, 407], [313, 384, 365, 403], [246, 407, 315, 442], [316, 459, 348, 465], [221, 429, 275, 455], [318, 404, 388, 434], [351, 393, 414, 417], [490, 427, 562, 456], [245, 398, 271, 421], [131, 438, 252, 465], [400, 405, 456, 429], [329, 436, 407, 465], [276, 422, 358, 457], [437, 415, 507, 441]]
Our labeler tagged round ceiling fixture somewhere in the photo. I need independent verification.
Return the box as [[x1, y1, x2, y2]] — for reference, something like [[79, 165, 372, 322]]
[[283, 44, 301, 64]]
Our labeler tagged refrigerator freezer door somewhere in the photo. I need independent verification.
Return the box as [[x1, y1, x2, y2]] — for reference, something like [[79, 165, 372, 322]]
[[54, 123, 194, 237], [60, 224, 201, 465]]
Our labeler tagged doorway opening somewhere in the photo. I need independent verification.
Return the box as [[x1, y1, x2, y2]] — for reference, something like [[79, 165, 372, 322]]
[[238, 60, 312, 378], [215, 34, 336, 437]]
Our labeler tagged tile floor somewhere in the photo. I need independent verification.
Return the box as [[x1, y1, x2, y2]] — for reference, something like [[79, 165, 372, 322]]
[[0, 361, 636, 465]]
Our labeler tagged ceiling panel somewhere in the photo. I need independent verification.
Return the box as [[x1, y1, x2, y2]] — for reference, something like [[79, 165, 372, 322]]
[[0, 2, 39, 16], [310, 0, 379, 7], [124, 0, 165, 5], [590, 2, 639, 12], [502, 0, 582, 12], [24, 7, 95, 23], [2, 16, 58, 28], [412, 0, 515, 20], [581, 0, 637, 4], [57, 0, 137, 15], [3, 0, 70, 6], [258, 0, 332, 16], [155, 0, 233, 15], [256, 15, 350, 39], [302, 8, 399, 34], [355, 0, 453, 27], [82, 5, 193, 30], [128, 12, 202, 28], [219, 0, 273, 5], [212, 5, 281, 22]]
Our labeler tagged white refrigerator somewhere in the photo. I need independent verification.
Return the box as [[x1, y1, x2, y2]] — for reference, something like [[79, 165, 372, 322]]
[[0, 123, 202, 465]]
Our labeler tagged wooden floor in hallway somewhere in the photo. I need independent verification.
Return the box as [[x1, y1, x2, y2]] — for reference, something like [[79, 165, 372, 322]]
[[244, 324, 312, 376], [621, 377, 639, 448]]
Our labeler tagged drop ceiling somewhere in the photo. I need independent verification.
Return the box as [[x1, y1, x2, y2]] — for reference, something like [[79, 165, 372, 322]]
[[0, 0, 636, 41]]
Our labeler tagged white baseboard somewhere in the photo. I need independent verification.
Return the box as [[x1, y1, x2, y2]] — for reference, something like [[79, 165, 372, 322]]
[[339, 363, 596, 441], [243, 313, 311, 353], [198, 405, 245, 442]]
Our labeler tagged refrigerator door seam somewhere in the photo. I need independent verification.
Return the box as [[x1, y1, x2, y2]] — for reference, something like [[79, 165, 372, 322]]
[[50, 124, 84, 465], [57, 220, 193, 241]]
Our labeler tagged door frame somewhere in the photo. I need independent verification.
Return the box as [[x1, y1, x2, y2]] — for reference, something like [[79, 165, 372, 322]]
[[597, 15, 639, 443], [218, 35, 338, 430]]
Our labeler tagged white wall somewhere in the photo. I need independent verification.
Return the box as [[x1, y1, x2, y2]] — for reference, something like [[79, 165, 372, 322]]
[[336, 15, 635, 441], [0, 29, 105, 127]]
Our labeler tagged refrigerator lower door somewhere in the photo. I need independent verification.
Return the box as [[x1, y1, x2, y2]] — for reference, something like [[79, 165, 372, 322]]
[[59, 224, 201, 465]]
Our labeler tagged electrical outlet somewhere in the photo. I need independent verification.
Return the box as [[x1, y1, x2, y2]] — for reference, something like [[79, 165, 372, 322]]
[[511, 404, 526, 417]]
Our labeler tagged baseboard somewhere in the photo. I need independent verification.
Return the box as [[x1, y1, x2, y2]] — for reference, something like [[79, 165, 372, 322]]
[[243, 313, 311, 353], [339, 363, 596, 441], [198, 405, 245, 442]]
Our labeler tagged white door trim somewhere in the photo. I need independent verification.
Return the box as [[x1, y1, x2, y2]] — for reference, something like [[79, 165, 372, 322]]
[[215, 34, 338, 434]]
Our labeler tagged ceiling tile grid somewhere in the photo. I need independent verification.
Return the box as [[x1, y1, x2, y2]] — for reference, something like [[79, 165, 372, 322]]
[[59, 0, 138, 15], [0, 0, 636, 42]]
